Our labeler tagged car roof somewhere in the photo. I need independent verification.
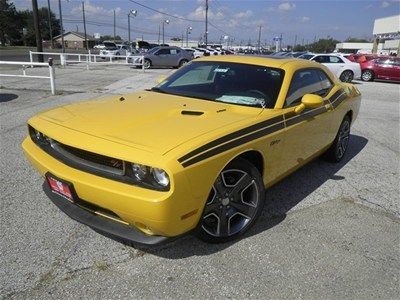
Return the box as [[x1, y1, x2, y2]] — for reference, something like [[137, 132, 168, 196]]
[[195, 55, 324, 70]]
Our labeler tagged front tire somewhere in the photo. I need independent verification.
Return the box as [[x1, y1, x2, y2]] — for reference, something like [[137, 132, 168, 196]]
[[196, 158, 265, 243], [143, 59, 151, 69], [339, 70, 354, 83], [361, 70, 374, 81], [325, 115, 351, 162]]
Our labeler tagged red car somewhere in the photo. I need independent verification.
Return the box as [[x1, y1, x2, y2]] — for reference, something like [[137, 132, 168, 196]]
[[361, 57, 400, 82]]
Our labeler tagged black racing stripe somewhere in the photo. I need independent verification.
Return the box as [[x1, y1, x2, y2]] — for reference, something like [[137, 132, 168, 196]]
[[285, 106, 327, 127], [331, 93, 347, 109], [182, 122, 285, 167], [329, 89, 344, 102], [178, 114, 284, 163]]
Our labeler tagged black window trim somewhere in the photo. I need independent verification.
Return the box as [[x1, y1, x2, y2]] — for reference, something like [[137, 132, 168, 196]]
[[284, 67, 334, 108]]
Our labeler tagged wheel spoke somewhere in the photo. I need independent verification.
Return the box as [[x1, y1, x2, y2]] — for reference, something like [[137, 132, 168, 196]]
[[214, 175, 227, 197], [228, 173, 253, 197], [229, 201, 254, 217], [217, 208, 229, 236]]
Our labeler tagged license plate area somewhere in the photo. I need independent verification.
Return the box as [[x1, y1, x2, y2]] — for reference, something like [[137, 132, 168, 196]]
[[45, 173, 75, 203]]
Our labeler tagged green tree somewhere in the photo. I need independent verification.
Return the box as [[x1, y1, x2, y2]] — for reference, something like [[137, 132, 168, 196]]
[[309, 38, 340, 53], [293, 44, 306, 52], [0, 0, 23, 45], [19, 7, 61, 46]]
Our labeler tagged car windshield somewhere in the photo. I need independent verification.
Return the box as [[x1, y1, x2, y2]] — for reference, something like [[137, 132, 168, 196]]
[[151, 61, 285, 109]]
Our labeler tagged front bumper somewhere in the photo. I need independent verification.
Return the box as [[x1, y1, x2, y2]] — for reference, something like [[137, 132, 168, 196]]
[[43, 182, 171, 246], [22, 137, 203, 239]]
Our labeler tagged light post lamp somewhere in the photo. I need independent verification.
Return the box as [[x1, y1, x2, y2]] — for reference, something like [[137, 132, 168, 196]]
[[162, 19, 169, 45], [186, 26, 192, 47], [128, 10, 138, 45]]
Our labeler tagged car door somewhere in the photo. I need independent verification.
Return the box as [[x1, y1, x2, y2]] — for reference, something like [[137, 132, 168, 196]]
[[152, 48, 170, 66], [374, 58, 399, 80], [279, 68, 336, 174], [169, 48, 181, 66]]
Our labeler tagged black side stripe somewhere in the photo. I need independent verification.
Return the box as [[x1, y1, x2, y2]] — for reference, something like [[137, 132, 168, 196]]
[[329, 89, 344, 103], [285, 106, 327, 127], [178, 114, 284, 163], [182, 122, 285, 167], [331, 93, 347, 109]]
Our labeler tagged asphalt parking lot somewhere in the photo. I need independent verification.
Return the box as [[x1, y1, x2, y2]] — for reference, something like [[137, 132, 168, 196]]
[[1, 65, 399, 299]]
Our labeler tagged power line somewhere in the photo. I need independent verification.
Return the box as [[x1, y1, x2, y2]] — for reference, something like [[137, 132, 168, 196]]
[[128, 0, 203, 23]]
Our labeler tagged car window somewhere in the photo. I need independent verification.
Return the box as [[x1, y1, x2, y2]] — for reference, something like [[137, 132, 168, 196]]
[[170, 49, 180, 55], [329, 56, 344, 63], [156, 49, 170, 55], [285, 69, 332, 107], [375, 59, 389, 65], [312, 56, 329, 63]]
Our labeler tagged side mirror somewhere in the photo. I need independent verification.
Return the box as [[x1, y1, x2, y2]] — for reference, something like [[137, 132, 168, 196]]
[[294, 94, 323, 114], [156, 75, 167, 84]]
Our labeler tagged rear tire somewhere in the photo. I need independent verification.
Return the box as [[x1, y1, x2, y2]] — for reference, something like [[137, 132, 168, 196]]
[[325, 115, 351, 162], [196, 158, 265, 243], [361, 70, 374, 82], [339, 70, 354, 83]]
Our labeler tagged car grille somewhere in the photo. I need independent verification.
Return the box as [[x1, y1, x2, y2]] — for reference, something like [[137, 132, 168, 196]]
[[29, 125, 125, 177]]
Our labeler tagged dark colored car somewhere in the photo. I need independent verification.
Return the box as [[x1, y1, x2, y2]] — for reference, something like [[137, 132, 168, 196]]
[[361, 57, 400, 82]]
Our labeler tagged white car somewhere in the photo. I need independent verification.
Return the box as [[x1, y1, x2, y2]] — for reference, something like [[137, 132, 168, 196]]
[[299, 53, 361, 82], [182, 47, 203, 59], [100, 42, 129, 58]]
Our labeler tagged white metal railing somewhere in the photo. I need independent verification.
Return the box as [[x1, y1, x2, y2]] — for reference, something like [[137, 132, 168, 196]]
[[29, 51, 145, 71], [0, 58, 56, 95]]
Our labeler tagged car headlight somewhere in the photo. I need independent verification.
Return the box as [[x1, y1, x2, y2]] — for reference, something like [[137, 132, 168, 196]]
[[128, 163, 170, 190], [152, 168, 169, 187]]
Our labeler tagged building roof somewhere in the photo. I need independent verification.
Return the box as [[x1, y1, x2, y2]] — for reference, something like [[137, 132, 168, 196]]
[[53, 31, 95, 41]]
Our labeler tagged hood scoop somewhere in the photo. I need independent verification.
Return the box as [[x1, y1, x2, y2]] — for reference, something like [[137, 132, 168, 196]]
[[181, 110, 204, 116]]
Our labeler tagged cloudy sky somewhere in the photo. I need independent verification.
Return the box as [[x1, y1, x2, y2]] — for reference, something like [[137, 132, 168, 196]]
[[11, 0, 400, 45]]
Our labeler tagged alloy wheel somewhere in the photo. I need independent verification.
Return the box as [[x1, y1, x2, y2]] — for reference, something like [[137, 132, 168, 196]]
[[336, 119, 350, 159], [201, 169, 260, 237]]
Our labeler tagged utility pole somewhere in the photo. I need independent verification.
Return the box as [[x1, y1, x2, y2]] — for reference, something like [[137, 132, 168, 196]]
[[279, 33, 283, 51], [157, 25, 160, 44], [257, 25, 262, 52], [294, 34, 297, 49], [113, 9, 116, 42], [205, 0, 208, 47], [58, 0, 65, 53], [46, 0, 54, 48], [32, 0, 43, 62], [82, 1, 88, 51]]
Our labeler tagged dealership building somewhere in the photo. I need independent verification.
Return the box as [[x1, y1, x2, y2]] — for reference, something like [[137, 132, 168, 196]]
[[335, 15, 399, 55]]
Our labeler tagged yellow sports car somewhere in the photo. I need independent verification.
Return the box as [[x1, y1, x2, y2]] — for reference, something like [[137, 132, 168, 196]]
[[22, 56, 361, 245]]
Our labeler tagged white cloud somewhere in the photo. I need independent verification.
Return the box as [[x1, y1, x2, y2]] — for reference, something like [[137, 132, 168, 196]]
[[234, 10, 253, 19], [278, 2, 296, 12], [301, 16, 310, 22], [381, 1, 390, 8], [71, 1, 121, 17], [188, 6, 224, 21]]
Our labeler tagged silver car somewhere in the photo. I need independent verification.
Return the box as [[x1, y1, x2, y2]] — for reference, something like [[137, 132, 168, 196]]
[[129, 46, 193, 69]]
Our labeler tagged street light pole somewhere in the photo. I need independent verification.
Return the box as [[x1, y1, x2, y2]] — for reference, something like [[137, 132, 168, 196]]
[[128, 10, 137, 45], [82, 1, 88, 51], [162, 19, 169, 45], [186, 26, 192, 47]]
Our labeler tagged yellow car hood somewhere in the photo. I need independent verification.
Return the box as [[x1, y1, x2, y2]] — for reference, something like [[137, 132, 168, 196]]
[[38, 91, 262, 155]]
